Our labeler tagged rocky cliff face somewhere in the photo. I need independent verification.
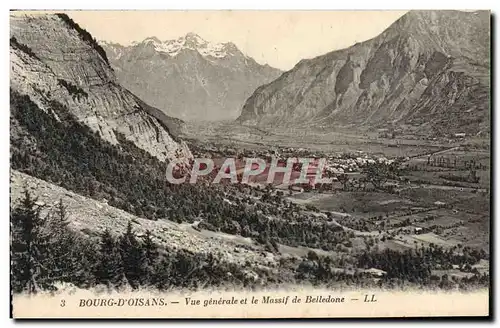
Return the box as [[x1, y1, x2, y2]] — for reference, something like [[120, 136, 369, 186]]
[[102, 33, 282, 121], [10, 13, 192, 162], [237, 10, 490, 137]]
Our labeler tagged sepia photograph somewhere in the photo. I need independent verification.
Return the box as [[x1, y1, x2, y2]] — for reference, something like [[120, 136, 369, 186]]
[[8, 8, 491, 319]]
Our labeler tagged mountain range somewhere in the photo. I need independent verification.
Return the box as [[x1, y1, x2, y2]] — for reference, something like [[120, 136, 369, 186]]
[[237, 10, 490, 137], [102, 33, 282, 121]]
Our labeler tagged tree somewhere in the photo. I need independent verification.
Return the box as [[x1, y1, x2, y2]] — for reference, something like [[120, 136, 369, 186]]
[[337, 173, 350, 191], [11, 194, 98, 292], [307, 250, 319, 261], [141, 229, 159, 285], [95, 228, 124, 289], [43, 199, 73, 282], [363, 160, 401, 190], [66, 235, 97, 288], [44, 200, 98, 287], [119, 222, 145, 288], [11, 189, 50, 293], [170, 251, 201, 288], [468, 169, 480, 183], [153, 256, 171, 290]]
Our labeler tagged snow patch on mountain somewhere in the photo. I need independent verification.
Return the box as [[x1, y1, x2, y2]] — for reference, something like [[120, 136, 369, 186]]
[[140, 32, 236, 58]]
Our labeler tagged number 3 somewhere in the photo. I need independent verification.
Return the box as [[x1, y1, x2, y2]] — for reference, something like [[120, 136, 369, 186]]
[[60, 299, 66, 307]]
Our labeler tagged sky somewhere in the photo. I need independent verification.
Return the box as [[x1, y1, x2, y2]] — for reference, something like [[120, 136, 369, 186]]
[[58, 11, 406, 70]]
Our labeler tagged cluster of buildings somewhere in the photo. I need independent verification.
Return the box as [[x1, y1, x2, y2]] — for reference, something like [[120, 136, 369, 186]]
[[323, 154, 396, 175]]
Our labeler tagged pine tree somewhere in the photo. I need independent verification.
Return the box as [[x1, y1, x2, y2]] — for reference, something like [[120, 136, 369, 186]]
[[10, 189, 50, 293], [43, 199, 73, 282], [141, 229, 158, 286], [95, 228, 123, 289], [171, 251, 198, 287], [67, 234, 97, 288], [119, 222, 145, 289], [153, 256, 171, 290], [44, 199, 99, 288]]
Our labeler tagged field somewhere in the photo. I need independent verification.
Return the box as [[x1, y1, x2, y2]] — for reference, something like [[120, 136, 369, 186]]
[[289, 191, 417, 218]]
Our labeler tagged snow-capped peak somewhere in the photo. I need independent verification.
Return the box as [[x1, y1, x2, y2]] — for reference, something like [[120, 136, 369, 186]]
[[138, 33, 238, 58], [184, 32, 206, 45], [143, 36, 162, 44]]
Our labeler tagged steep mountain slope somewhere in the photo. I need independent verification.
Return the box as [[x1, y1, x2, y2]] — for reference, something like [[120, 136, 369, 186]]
[[9, 170, 273, 270], [102, 33, 282, 121], [237, 10, 490, 137], [10, 13, 192, 162]]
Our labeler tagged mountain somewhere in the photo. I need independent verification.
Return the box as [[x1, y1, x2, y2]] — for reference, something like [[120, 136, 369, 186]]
[[10, 13, 199, 222], [237, 10, 490, 137], [101, 33, 282, 121], [10, 13, 192, 162]]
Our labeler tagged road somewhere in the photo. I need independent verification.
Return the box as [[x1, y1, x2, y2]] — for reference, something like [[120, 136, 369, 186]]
[[409, 146, 460, 160]]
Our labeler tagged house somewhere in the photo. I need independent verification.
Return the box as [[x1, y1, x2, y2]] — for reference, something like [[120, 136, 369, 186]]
[[454, 133, 466, 138]]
